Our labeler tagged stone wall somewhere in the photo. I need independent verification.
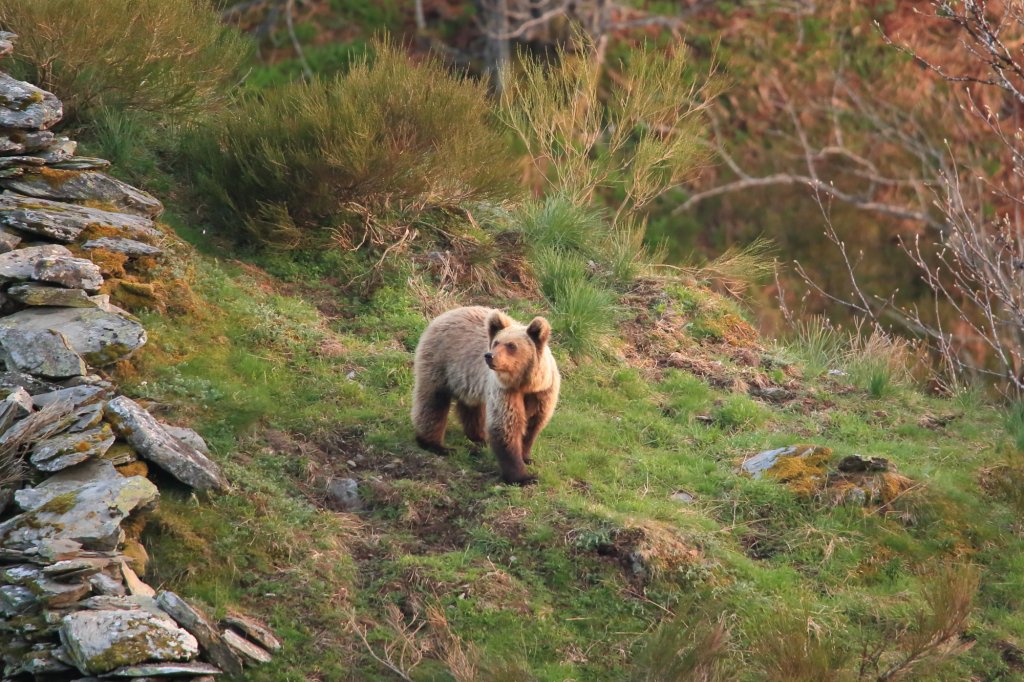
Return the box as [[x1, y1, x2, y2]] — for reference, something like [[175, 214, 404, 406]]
[[0, 32, 277, 681]]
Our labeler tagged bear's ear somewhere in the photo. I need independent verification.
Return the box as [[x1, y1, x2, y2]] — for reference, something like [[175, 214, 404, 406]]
[[487, 310, 512, 341], [527, 317, 551, 349]]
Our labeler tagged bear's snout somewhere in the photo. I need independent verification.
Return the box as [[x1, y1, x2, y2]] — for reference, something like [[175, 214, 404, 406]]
[[484, 352, 494, 368]]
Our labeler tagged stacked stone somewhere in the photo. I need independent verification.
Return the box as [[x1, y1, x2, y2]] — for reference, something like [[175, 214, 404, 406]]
[[0, 32, 278, 680]]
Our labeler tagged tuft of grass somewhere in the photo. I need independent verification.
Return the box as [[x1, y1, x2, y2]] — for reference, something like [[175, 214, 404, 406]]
[[517, 195, 606, 258], [847, 327, 914, 398], [0, 0, 250, 126], [635, 606, 732, 681], [1004, 401, 1024, 452], [181, 38, 517, 246], [789, 315, 846, 378], [713, 394, 768, 430]]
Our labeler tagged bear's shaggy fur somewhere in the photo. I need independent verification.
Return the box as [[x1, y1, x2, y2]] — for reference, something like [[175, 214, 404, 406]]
[[411, 306, 560, 484]]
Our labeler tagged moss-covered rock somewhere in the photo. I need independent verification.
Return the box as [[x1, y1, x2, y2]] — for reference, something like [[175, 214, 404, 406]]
[[60, 609, 199, 675]]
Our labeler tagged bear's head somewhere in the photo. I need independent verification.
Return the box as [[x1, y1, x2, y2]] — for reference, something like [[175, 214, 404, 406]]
[[484, 310, 551, 389]]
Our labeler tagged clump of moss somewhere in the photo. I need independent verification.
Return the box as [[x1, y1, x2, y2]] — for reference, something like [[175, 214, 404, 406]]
[[765, 445, 833, 496]]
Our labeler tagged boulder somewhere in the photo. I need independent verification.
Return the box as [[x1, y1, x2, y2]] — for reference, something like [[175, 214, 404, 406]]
[[30, 424, 116, 472], [60, 609, 199, 675], [106, 397, 228, 492], [8, 283, 97, 308], [5, 460, 158, 552], [156, 591, 244, 677], [0, 306, 147, 367], [31, 384, 108, 410], [0, 193, 162, 242], [0, 129, 55, 155], [1, 170, 163, 218], [163, 425, 210, 456], [0, 327, 87, 378], [82, 237, 162, 257], [0, 370, 61, 395], [0, 73, 62, 130], [0, 244, 72, 282], [32, 256, 104, 291]]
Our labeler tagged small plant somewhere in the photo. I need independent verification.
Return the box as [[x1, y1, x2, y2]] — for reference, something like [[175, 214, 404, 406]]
[[547, 274, 621, 359], [847, 326, 914, 398], [713, 395, 767, 430], [635, 610, 732, 682], [0, 0, 249, 126], [517, 195, 606, 258], [790, 316, 846, 378], [749, 610, 848, 682]]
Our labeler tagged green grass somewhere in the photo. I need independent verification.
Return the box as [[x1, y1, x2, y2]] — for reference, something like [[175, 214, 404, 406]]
[[121, 220, 1024, 680]]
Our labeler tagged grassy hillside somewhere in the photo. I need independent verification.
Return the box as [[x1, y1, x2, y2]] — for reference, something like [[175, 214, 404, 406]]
[[92, 202, 1022, 681], [10, 2, 1020, 678]]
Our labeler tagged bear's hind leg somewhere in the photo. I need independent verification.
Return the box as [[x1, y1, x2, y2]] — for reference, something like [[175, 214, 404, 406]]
[[414, 388, 454, 455], [456, 401, 486, 444]]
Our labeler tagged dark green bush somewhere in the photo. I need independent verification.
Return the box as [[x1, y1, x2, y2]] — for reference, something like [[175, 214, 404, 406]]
[[182, 40, 517, 246], [0, 0, 249, 126]]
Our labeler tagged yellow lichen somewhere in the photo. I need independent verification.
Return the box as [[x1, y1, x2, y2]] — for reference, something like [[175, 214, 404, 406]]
[[765, 445, 833, 496]]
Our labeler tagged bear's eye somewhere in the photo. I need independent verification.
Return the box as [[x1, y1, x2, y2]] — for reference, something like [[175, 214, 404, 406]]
[[505, 343, 516, 353]]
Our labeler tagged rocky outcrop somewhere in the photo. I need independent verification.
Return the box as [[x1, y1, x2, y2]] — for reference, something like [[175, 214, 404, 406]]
[[0, 34, 274, 681]]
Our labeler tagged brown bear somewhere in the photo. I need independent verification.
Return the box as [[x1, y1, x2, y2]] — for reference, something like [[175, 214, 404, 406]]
[[411, 306, 560, 485]]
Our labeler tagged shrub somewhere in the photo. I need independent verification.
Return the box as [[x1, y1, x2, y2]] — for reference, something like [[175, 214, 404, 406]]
[[0, 0, 249, 126], [789, 316, 846, 379], [713, 395, 767, 430], [182, 39, 517, 246]]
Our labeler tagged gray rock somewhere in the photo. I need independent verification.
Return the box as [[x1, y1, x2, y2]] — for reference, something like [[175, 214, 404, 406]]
[[0, 225, 21, 252], [325, 477, 363, 512], [0, 191, 160, 241], [88, 572, 126, 597], [836, 455, 891, 473], [5, 460, 158, 552], [30, 424, 116, 472], [42, 557, 112, 580], [0, 243, 72, 282], [163, 425, 210, 456], [106, 397, 228, 492], [100, 661, 222, 677], [669, 490, 695, 504], [156, 591, 244, 677], [222, 628, 273, 664], [0, 73, 62, 130], [48, 157, 112, 171], [32, 384, 108, 410], [6, 643, 74, 676], [0, 307, 147, 367], [82, 237, 162, 257], [0, 585, 36, 616], [740, 446, 799, 479], [68, 403, 108, 434], [222, 614, 281, 652], [8, 282, 97, 307], [0, 398, 81, 448], [0, 128, 55, 155], [0, 154, 45, 170], [32, 256, 104, 291], [0, 370, 61, 395], [0, 193, 162, 242], [60, 609, 199, 675], [28, 574, 91, 608], [0, 327, 87, 378], [0, 385, 33, 432], [1, 170, 163, 218]]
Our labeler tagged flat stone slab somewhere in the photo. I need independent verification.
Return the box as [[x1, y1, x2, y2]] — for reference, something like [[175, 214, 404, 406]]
[[5, 460, 158, 552], [100, 661, 222, 677], [222, 628, 272, 664], [82, 237, 162, 257], [60, 609, 199, 675], [0, 307, 147, 367], [219, 610, 278, 647], [33, 256, 104, 291], [1, 170, 163, 218], [0, 193, 162, 242], [0, 244, 72, 282], [156, 591, 243, 676], [106, 397, 228, 492], [0, 73, 62, 130], [8, 282, 97, 308], [0, 327, 86, 378], [162, 425, 210, 456], [30, 424, 116, 472], [32, 384, 108, 410]]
